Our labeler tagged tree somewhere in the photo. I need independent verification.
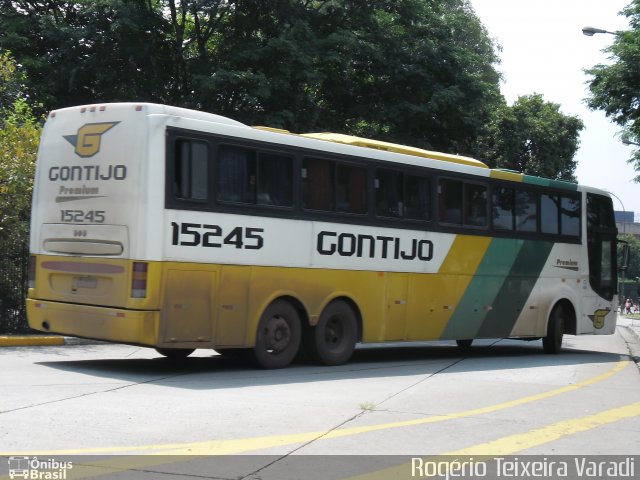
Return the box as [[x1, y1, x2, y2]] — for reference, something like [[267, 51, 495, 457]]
[[182, 0, 503, 153], [476, 94, 584, 181], [0, 1, 175, 111], [0, 53, 41, 242], [0, 50, 26, 115], [619, 233, 640, 285], [0, 100, 41, 242], [1, 0, 503, 154], [585, 0, 640, 182]]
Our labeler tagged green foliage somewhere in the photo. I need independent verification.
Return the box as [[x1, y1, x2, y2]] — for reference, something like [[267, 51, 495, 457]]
[[1, 0, 503, 154], [585, 0, 640, 182], [0, 0, 175, 111], [476, 94, 584, 181], [0, 52, 41, 241], [0, 50, 27, 114], [618, 233, 640, 282], [0, 1, 584, 180]]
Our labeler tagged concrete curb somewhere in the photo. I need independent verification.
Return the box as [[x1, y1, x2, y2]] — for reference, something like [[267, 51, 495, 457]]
[[0, 335, 104, 347], [0, 335, 65, 347]]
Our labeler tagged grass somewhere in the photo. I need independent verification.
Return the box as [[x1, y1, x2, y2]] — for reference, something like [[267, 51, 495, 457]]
[[359, 401, 376, 411]]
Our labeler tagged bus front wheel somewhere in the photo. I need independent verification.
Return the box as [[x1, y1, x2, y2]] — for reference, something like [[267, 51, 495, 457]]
[[542, 304, 565, 354], [254, 300, 301, 369], [305, 301, 357, 366]]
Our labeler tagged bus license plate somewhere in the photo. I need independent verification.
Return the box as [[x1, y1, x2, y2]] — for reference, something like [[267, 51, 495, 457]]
[[74, 276, 97, 289]]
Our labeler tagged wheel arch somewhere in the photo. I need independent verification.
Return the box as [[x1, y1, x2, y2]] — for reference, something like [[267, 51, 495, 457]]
[[248, 292, 309, 346], [547, 298, 577, 335]]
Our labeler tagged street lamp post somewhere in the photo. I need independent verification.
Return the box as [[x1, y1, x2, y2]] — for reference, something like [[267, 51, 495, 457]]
[[582, 26, 617, 36], [583, 25, 631, 310], [607, 191, 627, 235]]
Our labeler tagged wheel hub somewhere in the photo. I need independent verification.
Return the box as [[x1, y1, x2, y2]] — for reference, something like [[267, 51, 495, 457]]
[[264, 315, 291, 353]]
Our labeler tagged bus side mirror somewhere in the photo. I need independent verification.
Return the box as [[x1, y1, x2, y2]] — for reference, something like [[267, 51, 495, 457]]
[[620, 242, 631, 272]]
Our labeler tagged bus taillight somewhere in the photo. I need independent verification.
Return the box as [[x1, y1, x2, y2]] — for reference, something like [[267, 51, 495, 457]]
[[28, 255, 36, 289], [131, 262, 148, 298]]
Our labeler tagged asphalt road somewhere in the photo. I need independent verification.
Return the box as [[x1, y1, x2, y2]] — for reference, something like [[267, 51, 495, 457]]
[[0, 322, 639, 479]]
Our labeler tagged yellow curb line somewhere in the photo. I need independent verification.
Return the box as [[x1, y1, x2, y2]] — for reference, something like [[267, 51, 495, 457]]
[[0, 335, 65, 346]]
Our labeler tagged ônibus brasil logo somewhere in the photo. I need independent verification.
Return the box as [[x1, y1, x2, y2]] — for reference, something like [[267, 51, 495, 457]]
[[8, 456, 73, 479], [63, 122, 119, 158]]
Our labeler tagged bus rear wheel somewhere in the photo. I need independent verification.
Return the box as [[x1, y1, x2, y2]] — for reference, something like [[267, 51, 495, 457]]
[[305, 301, 357, 366], [543, 304, 565, 354], [254, 300, 301, 369], [155, 347, 194, 359]]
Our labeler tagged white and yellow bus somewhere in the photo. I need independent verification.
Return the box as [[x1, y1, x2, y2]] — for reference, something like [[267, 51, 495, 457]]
[[27, 103, 619, 368]]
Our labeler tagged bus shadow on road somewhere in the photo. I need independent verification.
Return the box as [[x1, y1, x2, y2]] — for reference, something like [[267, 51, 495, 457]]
[[35, 338, 629, 390]]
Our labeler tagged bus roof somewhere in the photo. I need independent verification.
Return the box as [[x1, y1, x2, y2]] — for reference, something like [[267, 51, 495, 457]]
[[49, 102, 247, 128], [298, 132, 489, 169], [47, 103, 581, 192]]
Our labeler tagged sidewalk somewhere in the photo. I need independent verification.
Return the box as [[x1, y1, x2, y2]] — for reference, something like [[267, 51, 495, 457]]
[[617, 313, 640, 341]]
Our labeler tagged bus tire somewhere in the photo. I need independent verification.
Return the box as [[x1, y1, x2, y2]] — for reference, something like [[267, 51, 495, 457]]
[[155, 347, 194, 359], [305, 301, 357, 366], [456, 339, 473, 349], [254, 300, 301, 369], [542, 304, 564, 354]]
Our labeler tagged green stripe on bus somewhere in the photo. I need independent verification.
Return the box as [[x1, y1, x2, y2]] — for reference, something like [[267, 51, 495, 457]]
[[475, 240, 554, 338], [441, 238, 524, 340], [522, 175, 578, 191]]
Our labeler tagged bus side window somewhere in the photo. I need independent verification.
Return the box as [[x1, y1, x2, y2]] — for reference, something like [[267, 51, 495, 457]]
[[438, 179, 462, 225], [336, 164, 367, 214], [405, 174, 431, 221], [560, 196, 580, 236], [540, 194, 560, 235], [303, 158, 334, 211], [492, 187, 515, 230], [257, 153, 293, 207], [174, 139, 208, 201], [515, 190, 537, 232], [464, 183, 487, 227], [217, 145, 257, 204], [375, 169, 403, 218]]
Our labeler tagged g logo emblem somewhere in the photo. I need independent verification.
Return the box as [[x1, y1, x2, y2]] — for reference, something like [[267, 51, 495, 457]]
[[63, 122, 119, 158], [589, 309, 610, 329]]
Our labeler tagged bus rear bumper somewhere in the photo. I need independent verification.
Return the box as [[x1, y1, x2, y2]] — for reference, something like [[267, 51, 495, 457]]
[[26, 299, 160, 346]]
